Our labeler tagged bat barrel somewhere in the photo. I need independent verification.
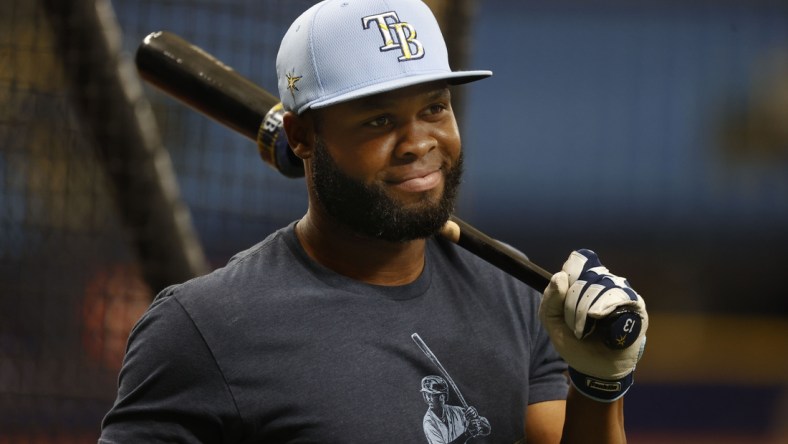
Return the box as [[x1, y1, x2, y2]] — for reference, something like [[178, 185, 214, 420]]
[[135, 31, 278, 142]]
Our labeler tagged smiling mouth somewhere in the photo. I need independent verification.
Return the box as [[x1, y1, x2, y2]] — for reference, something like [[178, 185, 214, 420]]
[[388, 170, 442, 193]]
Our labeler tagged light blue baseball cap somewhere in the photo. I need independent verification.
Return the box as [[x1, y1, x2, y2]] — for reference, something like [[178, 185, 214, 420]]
[[276, 0, 493, 114]]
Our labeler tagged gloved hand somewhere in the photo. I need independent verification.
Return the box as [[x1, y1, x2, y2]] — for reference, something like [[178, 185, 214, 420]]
[[539, 249, 648, 402]]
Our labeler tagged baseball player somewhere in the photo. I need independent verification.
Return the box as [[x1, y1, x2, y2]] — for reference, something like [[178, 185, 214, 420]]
[[421, 375, 491, 443], [100, 0, 648, 442]]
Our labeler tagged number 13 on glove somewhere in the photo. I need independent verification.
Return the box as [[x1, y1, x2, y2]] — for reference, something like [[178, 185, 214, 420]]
[[539, 249, 649, 402]]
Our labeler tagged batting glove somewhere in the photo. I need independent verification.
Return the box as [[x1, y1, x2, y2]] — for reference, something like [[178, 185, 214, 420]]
[[539, 249, 648, 402]]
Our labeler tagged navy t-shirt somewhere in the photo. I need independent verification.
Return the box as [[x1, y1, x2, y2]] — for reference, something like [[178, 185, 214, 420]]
[[100, 222, 568, 443]]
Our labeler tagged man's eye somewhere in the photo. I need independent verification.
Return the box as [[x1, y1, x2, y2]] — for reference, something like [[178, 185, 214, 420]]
[[366, 116, 390, 127], [427, 104, 447, 115]]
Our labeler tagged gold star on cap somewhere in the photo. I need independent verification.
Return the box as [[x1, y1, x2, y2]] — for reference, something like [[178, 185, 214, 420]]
[[286, 71, 302, 98]]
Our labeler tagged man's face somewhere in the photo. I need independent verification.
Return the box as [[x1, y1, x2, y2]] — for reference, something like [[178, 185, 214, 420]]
[[309, 81, 463, 242]]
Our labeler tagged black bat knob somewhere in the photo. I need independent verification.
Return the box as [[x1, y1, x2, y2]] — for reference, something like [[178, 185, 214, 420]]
[[587, 308, 642, 350]]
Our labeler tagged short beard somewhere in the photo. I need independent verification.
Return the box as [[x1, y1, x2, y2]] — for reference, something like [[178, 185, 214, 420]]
[[310, 138, 463, 243]]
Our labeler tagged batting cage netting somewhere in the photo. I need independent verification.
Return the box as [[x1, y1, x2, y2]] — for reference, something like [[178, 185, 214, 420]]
[[1, 0, 472, 440]]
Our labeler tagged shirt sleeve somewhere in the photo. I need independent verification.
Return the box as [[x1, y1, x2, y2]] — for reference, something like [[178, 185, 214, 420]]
[[527, 290, 569, 404], [99, 287, 242, 443]]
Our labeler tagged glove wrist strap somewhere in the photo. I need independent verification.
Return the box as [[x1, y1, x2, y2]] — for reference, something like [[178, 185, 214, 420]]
[[568, 367, 634, 403]]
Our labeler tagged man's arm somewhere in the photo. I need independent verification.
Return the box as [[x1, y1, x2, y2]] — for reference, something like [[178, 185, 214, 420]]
[[100, 291, 240, 442], [562, 387, 625, 443], [525, 390, 625, 444], [525, 399, 564, 444]]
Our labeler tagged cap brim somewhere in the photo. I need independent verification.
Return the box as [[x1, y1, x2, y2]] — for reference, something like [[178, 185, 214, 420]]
[[300, 70, 492, 114]]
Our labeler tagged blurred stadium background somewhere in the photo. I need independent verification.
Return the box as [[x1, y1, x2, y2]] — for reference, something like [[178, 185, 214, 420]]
[[1, 0, 786, 442]]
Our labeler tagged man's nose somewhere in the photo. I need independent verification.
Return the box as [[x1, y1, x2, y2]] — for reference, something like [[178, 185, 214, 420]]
[[393, 120, 436, 160]]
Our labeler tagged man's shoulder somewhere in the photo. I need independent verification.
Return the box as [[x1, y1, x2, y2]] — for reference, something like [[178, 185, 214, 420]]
[[156, 223, 299, 308]]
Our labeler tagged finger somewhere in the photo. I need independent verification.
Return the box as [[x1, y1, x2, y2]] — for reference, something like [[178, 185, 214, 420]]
[[539, 271, 569, 320], [566, 282, 607, 338], [586, 287, 642, 320]]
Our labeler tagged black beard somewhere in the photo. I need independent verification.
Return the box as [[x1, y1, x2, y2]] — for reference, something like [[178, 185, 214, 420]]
[[310, 139, 463, 243]]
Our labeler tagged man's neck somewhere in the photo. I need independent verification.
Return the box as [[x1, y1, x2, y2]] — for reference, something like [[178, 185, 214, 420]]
[[295, 209, 428, 286]]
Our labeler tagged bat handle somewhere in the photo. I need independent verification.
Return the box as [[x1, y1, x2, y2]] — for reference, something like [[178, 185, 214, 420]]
[[441, 216, 641, 350]]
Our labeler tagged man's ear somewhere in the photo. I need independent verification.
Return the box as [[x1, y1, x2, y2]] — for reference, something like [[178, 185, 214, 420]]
[[283, 111, 316, 160]]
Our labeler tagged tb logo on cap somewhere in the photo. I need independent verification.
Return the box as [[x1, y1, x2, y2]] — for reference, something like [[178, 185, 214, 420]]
[[362, 12, 425, 61]]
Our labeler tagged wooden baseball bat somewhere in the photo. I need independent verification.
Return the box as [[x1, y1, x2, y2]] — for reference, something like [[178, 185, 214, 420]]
[[135, 30, 642, 350]]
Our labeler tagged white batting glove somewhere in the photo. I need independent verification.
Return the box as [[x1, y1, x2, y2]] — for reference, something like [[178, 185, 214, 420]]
[[539, 249, 648, 402]]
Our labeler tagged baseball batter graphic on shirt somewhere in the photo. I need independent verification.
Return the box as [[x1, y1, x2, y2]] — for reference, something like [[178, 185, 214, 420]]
[[412, 333, 491, 443], [420, 375, 491, 443]]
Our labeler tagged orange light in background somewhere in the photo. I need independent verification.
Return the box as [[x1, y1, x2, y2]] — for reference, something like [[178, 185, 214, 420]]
[[81, 264, 152, 370]]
